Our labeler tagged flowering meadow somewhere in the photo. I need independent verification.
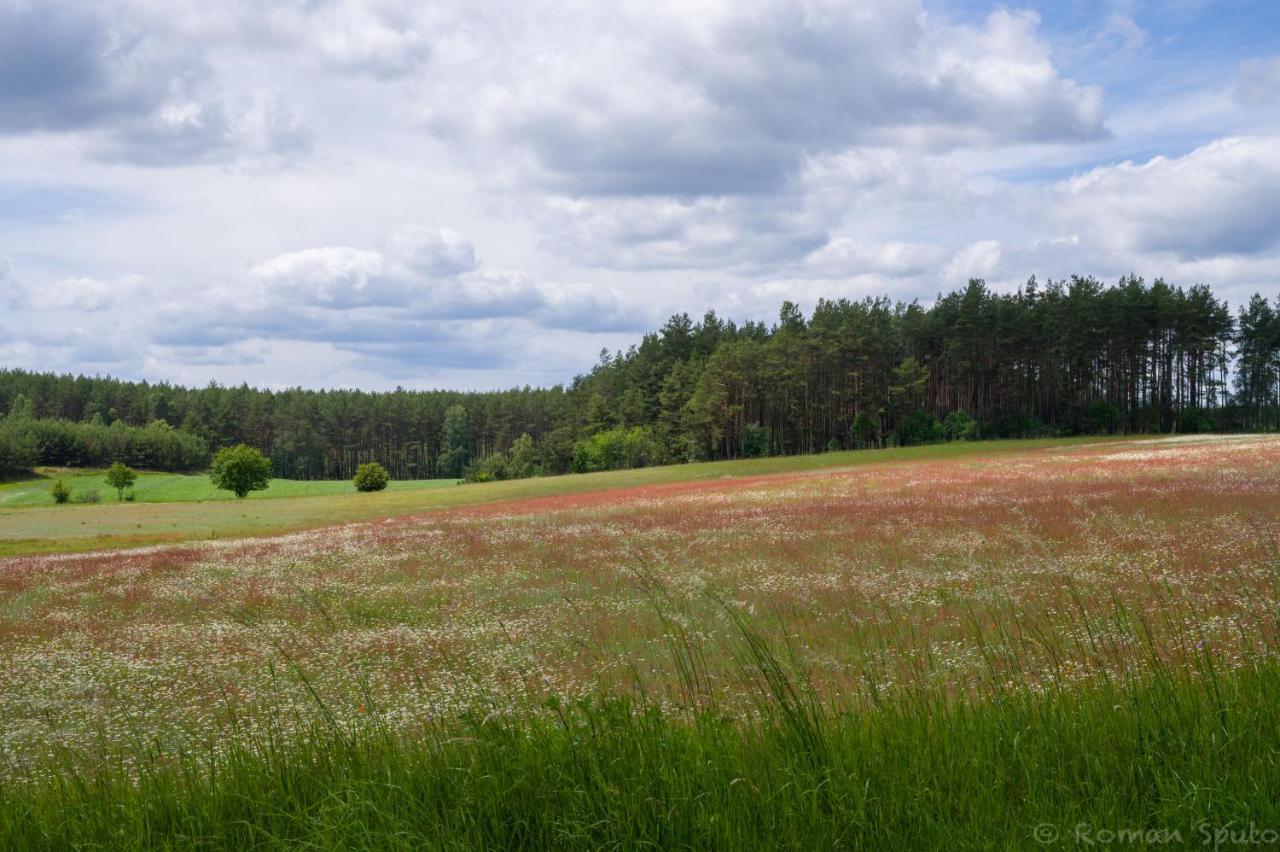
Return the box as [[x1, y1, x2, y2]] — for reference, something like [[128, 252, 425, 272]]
[[2, 434, 1276, 768], [2, 435, 1279, 848]]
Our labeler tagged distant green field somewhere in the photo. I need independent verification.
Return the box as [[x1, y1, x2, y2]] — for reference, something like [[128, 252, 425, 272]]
[[0, 468, 458, 508], [0, 437, 1144, 557]]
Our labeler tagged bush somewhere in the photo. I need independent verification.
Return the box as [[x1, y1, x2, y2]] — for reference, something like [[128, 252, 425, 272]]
[[123, 488, 136, 502], [897, 411, 945, 446], [464, 452, 510, 483], [742, 423, 771, 458], [210, 444, 272, 499], [571, 427, 665, 473], [74, 489, 101, 504], [353, 462, 390, 492], [1176, 406, 1214, 434], [943, 410, 977, 441], [851, 411, 881, 449], [50, 479, 71, 504]]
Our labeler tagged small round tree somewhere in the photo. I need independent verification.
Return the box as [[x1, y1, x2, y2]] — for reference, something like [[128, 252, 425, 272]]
[[210, 444, 272, 499], [353, 461, 389, 492], [105, 462, 137, 502]]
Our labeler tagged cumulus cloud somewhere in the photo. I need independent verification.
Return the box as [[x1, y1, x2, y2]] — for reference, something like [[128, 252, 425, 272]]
[[252, 246, 391, 308], [146, 227, 650, 366], [1055, 136, 1280, 260], [942, 240, 1003, 283], [421, 1, 1104, 199]]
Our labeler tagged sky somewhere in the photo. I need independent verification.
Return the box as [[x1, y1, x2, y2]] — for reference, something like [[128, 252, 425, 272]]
[[1, 0, 1278, 391]]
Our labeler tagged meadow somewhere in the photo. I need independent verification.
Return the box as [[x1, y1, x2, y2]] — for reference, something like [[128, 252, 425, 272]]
[[0, 436, 1133, 556], [1, 435, 1278, 848]]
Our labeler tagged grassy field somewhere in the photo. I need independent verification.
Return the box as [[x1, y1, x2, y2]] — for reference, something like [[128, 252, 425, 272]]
[[0, 468, 459, 508], [0, 436, 1137, 556], [1, 434, 1278, 847]]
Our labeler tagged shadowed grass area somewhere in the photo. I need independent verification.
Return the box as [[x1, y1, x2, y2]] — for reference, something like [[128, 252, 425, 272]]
[[0, 436, 1138, 556]]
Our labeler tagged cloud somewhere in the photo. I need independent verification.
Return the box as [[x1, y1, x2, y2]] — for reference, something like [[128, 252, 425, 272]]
[[536, 195, 828, 272], [0, 1, 311, 166], [0, 1, 170, 133], [941, 240, 1003, 284], [421, 1, 1105, 199], [1055, 136, 1280, 260], [252, 246, 391, 308], [532, 145, 980, 272], [25, 275, 147, 311], [261, 0, 438, 78], [803, 239, 949, 279], [151, 227, 652, 362], [89, 91, 311, 166]]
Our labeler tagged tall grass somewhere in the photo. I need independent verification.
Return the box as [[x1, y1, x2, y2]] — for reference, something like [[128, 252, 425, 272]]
[[3, 566, 1279, 851]]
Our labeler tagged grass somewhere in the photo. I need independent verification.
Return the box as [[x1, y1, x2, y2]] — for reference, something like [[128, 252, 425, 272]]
[[1, 435, 1277, 847], [2, 590, 1277, 849], [0, 467, 458, 507], [0, 435, 1140, 556]]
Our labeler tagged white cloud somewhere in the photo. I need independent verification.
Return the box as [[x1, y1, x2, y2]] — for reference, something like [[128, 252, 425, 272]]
[[1056, 136, 1280, 260], [420, 1, 1104, 199], [252, 246, 390, 307], [942, 240, 1003, 283]]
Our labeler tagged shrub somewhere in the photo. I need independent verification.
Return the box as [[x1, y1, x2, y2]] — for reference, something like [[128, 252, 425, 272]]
[[464, 452, 510, 483], [123, 488, 136, 502], [897, 411, 945, 446], [943, 410, 977, 441], [851, 411, 881, 449], [210, 444, 272, 499], [353, 462, 390, 492], [105, 461, 137, 502], [74, 489, 101, 504], [571, 427, 665, 473], [1177, 406, 1214, 434], [742, 423, 771, 458], [50, 479, 71, 504]]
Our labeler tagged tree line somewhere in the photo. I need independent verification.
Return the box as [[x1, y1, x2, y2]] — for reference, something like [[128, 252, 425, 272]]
[[0, 403, 208, 479], [1, 276, 1277, 481]]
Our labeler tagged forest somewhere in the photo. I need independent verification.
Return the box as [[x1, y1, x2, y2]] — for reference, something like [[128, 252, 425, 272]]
[[2, 276, 1279, 481]]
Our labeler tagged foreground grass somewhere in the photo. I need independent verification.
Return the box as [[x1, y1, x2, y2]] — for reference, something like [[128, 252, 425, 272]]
[[2, 612, 1277, 850], [0, 436, 1137, 556]]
